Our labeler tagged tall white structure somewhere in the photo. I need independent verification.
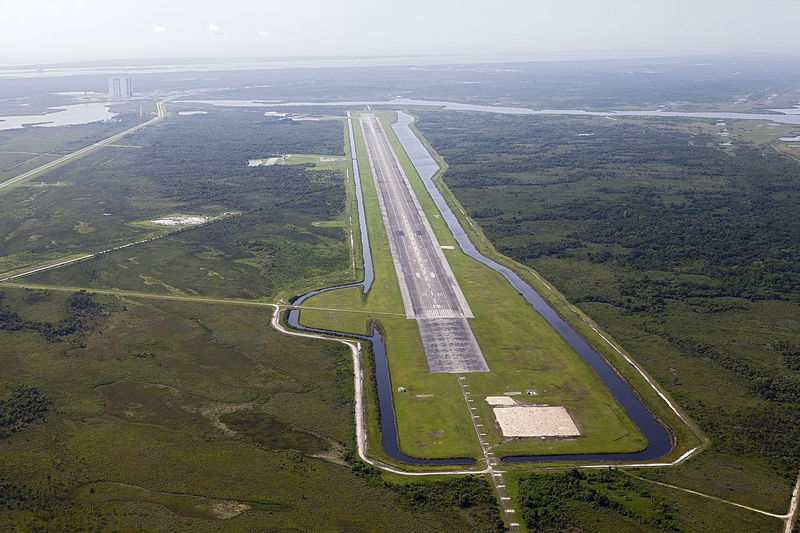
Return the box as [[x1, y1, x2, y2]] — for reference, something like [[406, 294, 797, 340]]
[[108, 77, 133, 98]]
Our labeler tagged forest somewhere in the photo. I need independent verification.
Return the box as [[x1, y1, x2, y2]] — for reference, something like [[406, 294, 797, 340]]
[[0, 290, 104, 344], [0, 385, 52, 439], [416, 110, 800, 476], [20, 109, 352, 299]]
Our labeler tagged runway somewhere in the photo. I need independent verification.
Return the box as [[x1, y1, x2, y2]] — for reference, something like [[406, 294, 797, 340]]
[[360, 114, 488, 373]]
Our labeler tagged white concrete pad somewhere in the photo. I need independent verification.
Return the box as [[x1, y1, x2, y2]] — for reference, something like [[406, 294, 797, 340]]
[[486, 396, 516, 406], [493, 406, 580, 437], [151, 215, 208, 226]]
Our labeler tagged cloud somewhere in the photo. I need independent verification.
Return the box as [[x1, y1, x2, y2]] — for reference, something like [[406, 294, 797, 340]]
[[151, 26, 167, 35], [208, 24, 222, 35], [258, 31, 269, 37]]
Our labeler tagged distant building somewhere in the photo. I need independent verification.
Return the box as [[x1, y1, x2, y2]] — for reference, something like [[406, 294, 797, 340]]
[[123, 77, 134, 97], [108, 77, 134, 98]]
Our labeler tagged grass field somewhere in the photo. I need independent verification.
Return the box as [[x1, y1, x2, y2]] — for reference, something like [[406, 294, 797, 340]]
[[0, 286, 500, 531], [506, 468, 782, 532]]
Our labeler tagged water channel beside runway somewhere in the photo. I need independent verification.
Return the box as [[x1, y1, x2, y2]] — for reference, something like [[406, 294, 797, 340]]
[[347, 112, 374, 294]]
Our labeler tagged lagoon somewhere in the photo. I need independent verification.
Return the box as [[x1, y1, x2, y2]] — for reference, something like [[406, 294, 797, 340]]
[[0, 102, 119, 131]]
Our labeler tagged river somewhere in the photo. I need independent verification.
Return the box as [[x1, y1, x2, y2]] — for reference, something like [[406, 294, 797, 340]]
[[178, 98, 800, 126]]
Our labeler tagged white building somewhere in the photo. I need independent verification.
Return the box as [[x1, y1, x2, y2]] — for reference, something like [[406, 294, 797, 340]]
[[108, 77, 134, 98]]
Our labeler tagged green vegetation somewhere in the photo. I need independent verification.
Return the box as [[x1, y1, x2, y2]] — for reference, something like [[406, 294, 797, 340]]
[[0, 385, 52, 438], [0, 105, 507, 529], [0, 286, 499, 530], [22, 107, 352, 299], [414, 109, 799, 506], [515, 469, 780, 532], [519, 469, 679, 532], [349, 459, 504, 532], [72, 481, 283, 521], [390, 476, 505, 532], [220, 408, 328, 454], [0, 289, 105, 345]]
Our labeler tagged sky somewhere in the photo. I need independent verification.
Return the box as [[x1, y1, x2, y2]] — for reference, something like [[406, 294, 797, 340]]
[[1, 0, 800, 66]]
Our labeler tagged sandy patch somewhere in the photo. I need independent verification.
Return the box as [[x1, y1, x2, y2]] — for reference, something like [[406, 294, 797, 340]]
[[74, 481, 255, 520], [73, 221, 96, 234], [98, 381, 251, 436], [211, 501, 251, 520], [200, 267, 223, 278], [494, 406, 580, 437], [486, 396, 516, 406], [184, 400, 252, 436], [139, 275, 185, 294], [310, 439, 348, 466]]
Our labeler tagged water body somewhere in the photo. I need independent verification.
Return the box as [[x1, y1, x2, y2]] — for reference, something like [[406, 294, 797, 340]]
[[391, 111, 672, 463], [0, 102, 119, 131], [183, 98, 800, 126], [177, 99, 283, 107], [347, 111, 374, 294], [0, 54, 534, 79]]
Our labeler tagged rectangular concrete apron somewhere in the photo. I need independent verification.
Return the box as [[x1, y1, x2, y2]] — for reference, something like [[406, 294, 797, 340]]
[[360, 114, 488, 373]]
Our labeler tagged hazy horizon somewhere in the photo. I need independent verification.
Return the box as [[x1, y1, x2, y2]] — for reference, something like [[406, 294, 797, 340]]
[[2, 0, 799, 67]]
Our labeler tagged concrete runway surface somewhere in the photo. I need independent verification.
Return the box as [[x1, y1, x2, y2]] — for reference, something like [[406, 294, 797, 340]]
[[360, 113, 488, 373]]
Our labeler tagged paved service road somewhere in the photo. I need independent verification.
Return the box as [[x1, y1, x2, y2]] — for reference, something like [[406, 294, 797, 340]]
[[360, 114, 488, 373]]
